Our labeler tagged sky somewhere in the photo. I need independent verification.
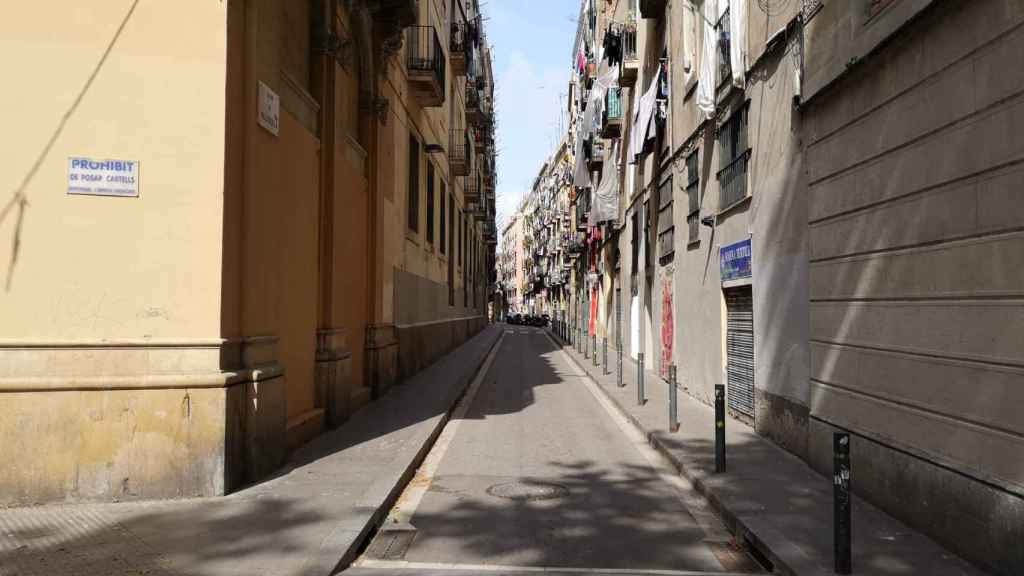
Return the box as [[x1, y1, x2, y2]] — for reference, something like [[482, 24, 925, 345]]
[[484, 0, 581, 237]]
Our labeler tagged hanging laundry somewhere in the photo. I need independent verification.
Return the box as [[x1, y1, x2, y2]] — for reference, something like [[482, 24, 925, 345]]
[[696, 0, 718, 119]]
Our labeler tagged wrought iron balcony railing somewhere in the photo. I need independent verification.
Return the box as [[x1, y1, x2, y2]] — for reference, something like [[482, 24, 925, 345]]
[[406, 26, 445, 107], [450, 128, 472, 176], [602, 87, 623, 138], [450, 20, 472, 76]]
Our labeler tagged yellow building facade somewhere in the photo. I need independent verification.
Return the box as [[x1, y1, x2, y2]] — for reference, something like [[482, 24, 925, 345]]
[[0, 0, 495, 506]]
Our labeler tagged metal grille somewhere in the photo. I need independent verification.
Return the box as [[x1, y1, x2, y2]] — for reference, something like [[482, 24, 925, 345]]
[[717, 107, 749, 209], [686, 149, 700, 243], [726, 287, 754, 417], [406, 26, 445, 88], [606, 87, 623, 121], [657, 176, 674, 260]]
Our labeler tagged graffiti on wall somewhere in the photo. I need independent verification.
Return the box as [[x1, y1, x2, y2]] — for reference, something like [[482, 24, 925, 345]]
[[660, 269, 674, 378]]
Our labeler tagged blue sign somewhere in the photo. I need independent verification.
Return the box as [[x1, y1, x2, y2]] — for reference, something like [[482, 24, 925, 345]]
[[720, 238, 752, 282]]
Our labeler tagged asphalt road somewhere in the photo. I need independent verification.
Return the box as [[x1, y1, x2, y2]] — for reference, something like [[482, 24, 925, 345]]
[[348, 327, 762, 576]]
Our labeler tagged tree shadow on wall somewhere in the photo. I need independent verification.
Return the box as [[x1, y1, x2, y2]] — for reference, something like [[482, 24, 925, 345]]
[[1, 0, 140, 291]]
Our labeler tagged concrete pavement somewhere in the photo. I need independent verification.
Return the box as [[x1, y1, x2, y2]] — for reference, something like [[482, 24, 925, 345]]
[[0, 325, 503, 576], [351, 327, 763, 575], [550, 328, 988, 576]]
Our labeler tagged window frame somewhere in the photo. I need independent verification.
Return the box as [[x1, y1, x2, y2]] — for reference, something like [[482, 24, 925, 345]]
[[439, 180, 447, 254], [685, 149, 701, 245], [657, 175, 674, 260], [716, 103, 751, 212], [407, 133, 420, 233], [426, 161, 436, 245]]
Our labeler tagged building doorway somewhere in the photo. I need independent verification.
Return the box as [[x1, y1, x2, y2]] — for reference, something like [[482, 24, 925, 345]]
[[725, 286, 754, 419]]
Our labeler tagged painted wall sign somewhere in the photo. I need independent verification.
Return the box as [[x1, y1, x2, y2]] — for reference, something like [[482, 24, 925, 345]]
[[720, 238, 752, 282], [257, 81, 280, 136], [67, 157, 139, 197]]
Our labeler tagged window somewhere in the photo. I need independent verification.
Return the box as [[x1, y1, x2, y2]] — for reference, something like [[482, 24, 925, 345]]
[[686, 149, 701, 244], [717, 104, 749, 210], [408, 133, 420, 232], [426, 163, 435, 244], [717, 6, 732, 87], [657, 176, 674, 260], [440, 180, 447, 253]]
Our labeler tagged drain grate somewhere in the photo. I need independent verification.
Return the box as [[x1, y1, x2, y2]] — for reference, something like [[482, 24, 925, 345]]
[[486, 481, 569, 502], [364, 523, 417, 561]]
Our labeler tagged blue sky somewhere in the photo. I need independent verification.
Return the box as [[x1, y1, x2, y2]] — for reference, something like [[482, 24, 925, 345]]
[[484, 0, 581, 234]]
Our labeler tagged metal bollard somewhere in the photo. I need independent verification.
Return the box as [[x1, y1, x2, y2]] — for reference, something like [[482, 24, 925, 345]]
[[592, 335, 598, 366], [603, 338, 609, 375], [834, 432, 852, 575], [583, 330, 589, 358], [617, 341, 624, 387], [637, 353, 646, 405], [715, 384, 726, 473], [669, 365, 679, 433]]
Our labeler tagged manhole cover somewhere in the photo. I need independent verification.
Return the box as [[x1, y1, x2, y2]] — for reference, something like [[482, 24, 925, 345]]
[[486, 481, 569, 501]]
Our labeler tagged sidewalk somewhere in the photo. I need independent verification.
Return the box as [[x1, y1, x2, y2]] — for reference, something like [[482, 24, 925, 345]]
[[550, 329, 987, 576], [0, 325, 503, 576]]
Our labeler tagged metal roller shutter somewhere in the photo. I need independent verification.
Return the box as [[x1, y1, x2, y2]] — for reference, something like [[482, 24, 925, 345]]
[[726, 287, 754, 417]]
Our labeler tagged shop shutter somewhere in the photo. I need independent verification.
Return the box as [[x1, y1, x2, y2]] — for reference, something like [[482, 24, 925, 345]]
[[726, 287, 754, 417]]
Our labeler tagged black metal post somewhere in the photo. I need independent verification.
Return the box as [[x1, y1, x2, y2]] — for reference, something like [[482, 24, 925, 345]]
[[715, 384, 726, 473], [834, 432, 852, 575], [669, 365, 679, 432], [603, 338, 609, 375], [637, 352, 645, 405], [592, 334, 598, 366]]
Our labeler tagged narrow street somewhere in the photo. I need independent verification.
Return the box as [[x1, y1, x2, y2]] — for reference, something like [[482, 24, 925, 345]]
[[347, 328, 763, 576]]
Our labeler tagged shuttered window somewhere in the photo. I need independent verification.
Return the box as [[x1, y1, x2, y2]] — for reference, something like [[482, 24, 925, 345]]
[[408, 134, 420, 232], [440, 181, 447, 253], [657, 176, 674, 260], [426, 162, 435, 244], [686, 149, 701, 244]]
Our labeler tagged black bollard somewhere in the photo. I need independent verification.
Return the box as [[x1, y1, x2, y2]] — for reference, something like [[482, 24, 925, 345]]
[[592, 335, 598, 366], [603, 338, 609, 375], [715, 384, 726, 473], [669, 365, 679, 433], [637, 353, 645, 405], [834, 432, 852, 575]]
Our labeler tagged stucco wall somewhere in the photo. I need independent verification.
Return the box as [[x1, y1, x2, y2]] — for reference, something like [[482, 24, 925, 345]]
[[0, 1, 235, 504], [0, 1, 226, 339], [803, 1, 1024, 573]]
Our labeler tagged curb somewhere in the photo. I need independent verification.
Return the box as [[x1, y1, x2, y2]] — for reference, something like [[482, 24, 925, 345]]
[[327, 326, 505, 574], [547, 329, 797, 576]]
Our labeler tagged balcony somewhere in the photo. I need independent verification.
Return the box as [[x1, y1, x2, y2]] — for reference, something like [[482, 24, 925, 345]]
[[450, 20, 472, 77], [639, 0, 667, 19], [586, 136, 605, 171], [464, 172, 480, 203], [406, 26, 445, 107], [601, 87, 623, 138], [620, 20, 639, 87], [466, 84, 484, 127], [450, 128, 472, 176]]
